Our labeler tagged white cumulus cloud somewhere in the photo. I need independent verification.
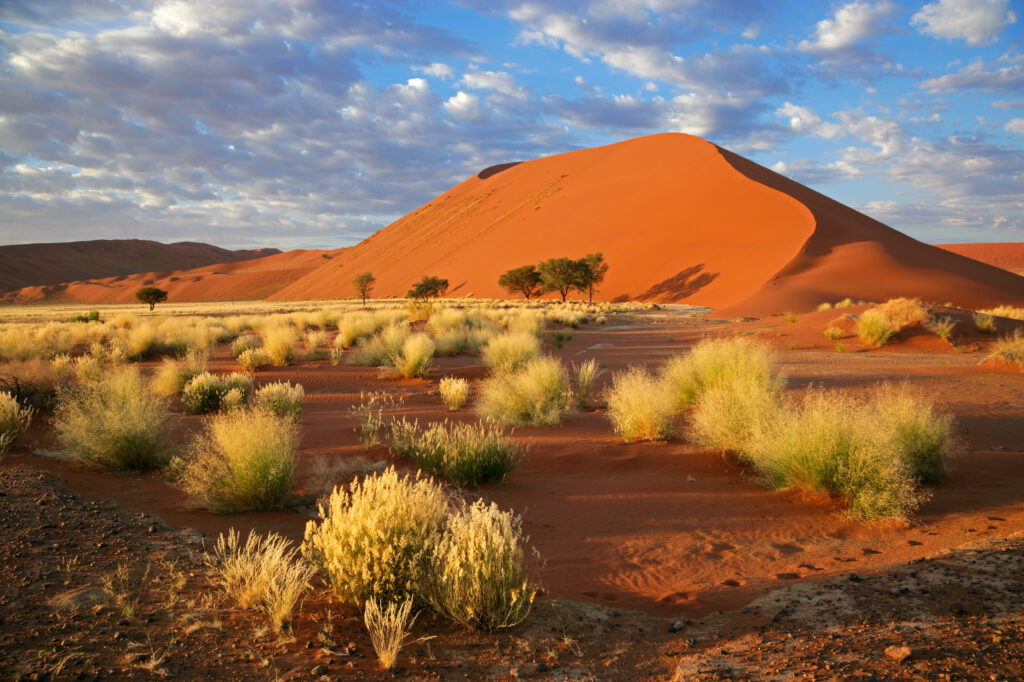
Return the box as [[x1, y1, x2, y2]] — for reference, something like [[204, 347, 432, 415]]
[[911, 0, 1017, 47]]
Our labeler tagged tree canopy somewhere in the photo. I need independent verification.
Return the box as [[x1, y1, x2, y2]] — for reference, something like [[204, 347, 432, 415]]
[[353, 272, 375, 305], [135, 286, 168, 311], [537, 257, 579, 302], [407, 275, 449, 300], [498, 264, 542, 300]]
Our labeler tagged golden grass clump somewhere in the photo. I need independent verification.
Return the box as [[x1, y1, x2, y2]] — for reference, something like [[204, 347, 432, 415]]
[[230, 334, 262, 358], [392, 333, 435, 378], [252, 381, 304, 422], [152, 352, 207, 396], [428, 500, 535, 630], [875, 297, 930, 328], [303, 329, 329, 358], [260, 326, 296, 366], [986, 329, 1024, 370], [0, 391, 33, 456], [661, 336, 781, 410], [0, 358, 67, 408], [207, 529, 315, 633], [925, 315, 956, 341], [336, 311, 381, 348], [823, 324, 844, 340], [0, 326, 38, 361], [439, 376, 470, 410], [502, 311, 545, 337], [688, 372, 783, 458], [477, 356, 572, 426], [364, 597, 417, 671], [978, 305, 1024, 321], [390, 418, 523, 485], [237, 348, 270, 372], [350, 322, 411, 366], [856, 308, 895, 346], [179, 409, 298, 512], [572, 358, 602, 408], [973, 312, 997, 334], [605, 366, 676, 442], [481, 332, 541, 375], [181, 372, 253, 414], [54, 367, 170, 471], [302, 467, 448, 606]]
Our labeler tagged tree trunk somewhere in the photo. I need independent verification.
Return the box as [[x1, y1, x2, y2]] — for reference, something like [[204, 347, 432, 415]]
[[149, 302, 155, 311]]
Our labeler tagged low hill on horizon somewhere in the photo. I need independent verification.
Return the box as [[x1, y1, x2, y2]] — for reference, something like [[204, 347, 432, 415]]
[[937, 243, 1024, 276], [0, 239, 280, 292]]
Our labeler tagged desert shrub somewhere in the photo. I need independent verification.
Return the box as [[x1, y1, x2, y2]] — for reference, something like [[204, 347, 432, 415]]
[[350, 323, 410, 367], [868, 385, 952, 483], [207, 529, 315, 632], [439, 376, 470, 410], [503, 311, 545, 337], [823, 325, 843, 340], [0, 326, 38, 361], [364, 597, 417, 670], [428, 500, 535, 630], [481, 332, 541, 375], [815, 302, 833, 312], [302, 467, 448, 606], [70, 310, 101, 323], [336, 312, 380, 348], [390, 418, 522, 485], [304, 329, 329, 358], [253, 381, 304, 423], [477, 356, 572, 426], [74, 355, 106, 384], [688, 372, 783, 460], [125, 323, 158, 359], [182, 372, 253, 414], [54, 367, 170, 471], [857, 309, 894, 346], [572, 358, 602, 409], [979, 306, 1024, 321], [434, 328, 494, 357], [261, 326, 296, 366], [237, 348, 270, 372], [152, 352, 207, 396], [604, 366, 676, 442], [925, 316, 956, 341], [350, 391, 402, 446], [987, 329, 1024, 370], [180, 409, 298, 512], [875, 297, 930, 328], [973, 312, 997, 334], [0, 391, 33, 456], [661, 336, 781, 410], [231, 334, 262, 358], [392, 333, 435, 378], [0, 358, 66, 408]]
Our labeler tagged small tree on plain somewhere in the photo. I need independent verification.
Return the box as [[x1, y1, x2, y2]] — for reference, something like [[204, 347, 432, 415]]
[[407, 276, 449, 301], [575, 253, 609, 303], [353, 272, 376, 305], [537, 258, 577, 302], [498, 265, 542, 300], [135, 287, 168, 311]]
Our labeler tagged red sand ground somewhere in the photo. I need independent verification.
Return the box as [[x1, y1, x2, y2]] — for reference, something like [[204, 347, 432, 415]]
[[939, 242, 1024, 276], [0, 239, 277, 293]]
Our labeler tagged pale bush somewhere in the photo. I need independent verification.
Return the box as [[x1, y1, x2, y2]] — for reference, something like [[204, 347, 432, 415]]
[[875, 297, 930, 328], [434, 328, 494, 357], [33, 322, 74, 359], [390, 418, 522, 485], [823, 325, 843, 340], [572, 358, 602, 409], [0, 391, 33, 456], [125, 322, 158, 359], [253, 381, 304, 422], [503, 311, 545, 337], [261, 326, 296, 366], [304, 329, 329, 357], [857, 309, 894, 346], [180, 409, 297, 512], [392, 333, 435, 378], [439, 377, 470, 410], [428, 500, 535, 630], [868, 384, 952, 483], [152, 353, 207, 396], [207, 529, 314, 632], [230, 334, 262, 358], [661, 336, 781, 410], [237, 348, 270, 372], [302, 467, 448, 606], [350, 323, 410, 366], [54, 367, 170, 471], [816, 302, 833, 312], [481, 332, 541, 375], [987, 329, 1024, 370], [0, 326, 38, 361], [182, 372, 253, 414], [605, 366, 676, 442], [979, 305, 1024, 321], [336, 311, 380, 348], [74, 355, 105, 383], [973, 312, 997, 334], [364, 597, 416, 671], [477, 356, 572, 426], [688, 373, 783, 460]]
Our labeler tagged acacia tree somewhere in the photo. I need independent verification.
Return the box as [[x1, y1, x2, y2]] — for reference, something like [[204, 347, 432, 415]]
[[135, 286, 168, 311], [537, 257, 578, 302], [353, 272, 375, 305], [498, 265, 542, 300], [407, 275, 449, 301], [575, 253, 609, 303]]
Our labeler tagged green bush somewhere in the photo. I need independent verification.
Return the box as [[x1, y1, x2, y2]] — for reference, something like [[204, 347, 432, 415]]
[[869, 385, 952, 483], [180, 409, 298, 512], [428, 500, 536, 630], [476, 356, 572, 426], [54, 367, 170, 471], [390, 418, 523, 485], [182, 372, 254, 414], [604, 366, 676, 442], [253, 381, 304, 423]]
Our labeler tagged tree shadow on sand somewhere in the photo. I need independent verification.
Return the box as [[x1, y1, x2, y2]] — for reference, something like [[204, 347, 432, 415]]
[[638, 264, 719, 300]]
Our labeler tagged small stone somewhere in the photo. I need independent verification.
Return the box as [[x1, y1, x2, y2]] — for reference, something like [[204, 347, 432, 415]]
[[884, 645, 911, 662], [668, 621, 684, 633]]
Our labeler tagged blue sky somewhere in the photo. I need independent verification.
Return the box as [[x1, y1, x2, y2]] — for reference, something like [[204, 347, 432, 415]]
[[0, 0, 1021, 249]]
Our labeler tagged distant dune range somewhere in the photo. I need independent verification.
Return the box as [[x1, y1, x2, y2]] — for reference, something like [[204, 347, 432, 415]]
[[937, 243, 1024, 276], [4, 135, 1023, 313]]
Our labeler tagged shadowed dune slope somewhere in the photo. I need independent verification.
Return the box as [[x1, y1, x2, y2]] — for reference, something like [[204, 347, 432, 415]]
[[0, 239, 278, 292], [938, 243, 1024, 276], [0, 248, 339, 304], [271, 133, 1024, 313]]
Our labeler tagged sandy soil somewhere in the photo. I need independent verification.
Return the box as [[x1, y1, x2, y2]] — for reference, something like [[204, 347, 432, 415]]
[[3, 308, 1024, 678], [939, 243, 1024, 276]]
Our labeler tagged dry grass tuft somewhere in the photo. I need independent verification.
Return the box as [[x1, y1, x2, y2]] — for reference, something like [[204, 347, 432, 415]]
[[252, 381, 304, 422], [0, 391, 33, 456], [260, 326, 296, 366], [572, 358, 602, 409], [857, 309, 894, 346], [364, 597, 417, 670], [476, 356, 572, 426], [973, 312, 997, 334], [392, 333, 435, 378], [604, 366, 676, 442], [987, 329, 1024, 370], [390, 418, 523, 485], [481, 332, 541, 375], [439, 376, 470, 410]]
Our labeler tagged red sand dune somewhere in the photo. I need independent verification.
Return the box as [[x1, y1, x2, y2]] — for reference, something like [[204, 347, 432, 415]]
[[0, 239, 278, 292], [267, 133, 1024, 315], [1, 248, 340, 305], [938, 243, 1024, 275]]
